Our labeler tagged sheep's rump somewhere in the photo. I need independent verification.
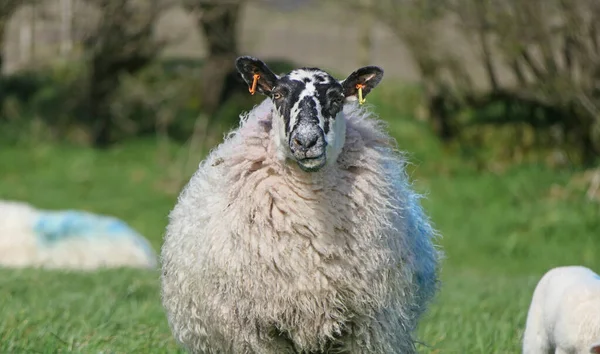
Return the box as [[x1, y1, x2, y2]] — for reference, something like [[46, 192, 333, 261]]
[[161, 100, 441, 353], [0, 200, 157, 270]]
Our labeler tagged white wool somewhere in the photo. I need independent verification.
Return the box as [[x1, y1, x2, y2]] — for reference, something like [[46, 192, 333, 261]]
[[0, 200, 157, 270], [522, 266, 600, 354], [161, 99, 442, 353]]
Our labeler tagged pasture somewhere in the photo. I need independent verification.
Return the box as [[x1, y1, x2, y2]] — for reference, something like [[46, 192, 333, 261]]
[[1, 84, 598, 353]]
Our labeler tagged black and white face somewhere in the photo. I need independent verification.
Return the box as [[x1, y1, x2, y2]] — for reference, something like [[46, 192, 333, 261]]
[[236, 56, 384, 172]]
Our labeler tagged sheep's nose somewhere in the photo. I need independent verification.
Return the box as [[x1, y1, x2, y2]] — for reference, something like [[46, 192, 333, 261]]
[[292, 133, 319, 151], [290, 124, 325, 157]]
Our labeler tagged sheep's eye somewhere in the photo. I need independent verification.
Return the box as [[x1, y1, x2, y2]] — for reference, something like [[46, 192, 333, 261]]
[[332, 97, 344, 109], [329, 99, 343, 116], [273, 92, 283, 100]]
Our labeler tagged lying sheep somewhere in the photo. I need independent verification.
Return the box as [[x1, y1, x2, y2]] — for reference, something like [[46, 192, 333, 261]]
[[522, 265, 600, 354], [0, 200, 157, 270], [160, 56, 442, 353]]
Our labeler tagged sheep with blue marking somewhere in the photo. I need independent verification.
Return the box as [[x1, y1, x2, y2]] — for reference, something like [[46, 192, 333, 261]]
[[523, 265, 600, 354], [160, 56, 442, 354], [0, 200, 157, 270]]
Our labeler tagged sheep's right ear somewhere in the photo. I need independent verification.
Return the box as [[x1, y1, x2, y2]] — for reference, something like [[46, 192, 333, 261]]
[[235, 56, 279, 96], [340, 66, 384, 101], [591, 342, 600, 353]]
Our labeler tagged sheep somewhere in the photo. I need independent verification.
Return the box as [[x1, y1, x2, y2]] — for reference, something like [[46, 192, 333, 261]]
[[522, 265, 600, 354], [0, 199, 157, 270], [160, 56, 442, 354]]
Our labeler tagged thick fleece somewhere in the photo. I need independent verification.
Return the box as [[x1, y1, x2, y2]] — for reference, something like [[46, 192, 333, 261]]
[[0, 200, 157, 270], [522, 266, 600, 354], [161, 99, 441, 353]]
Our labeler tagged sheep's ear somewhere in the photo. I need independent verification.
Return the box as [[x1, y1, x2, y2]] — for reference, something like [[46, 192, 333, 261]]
[[591, 342, 600, 353], [235, 56, 279, 95], [340, 66, 384, 100]]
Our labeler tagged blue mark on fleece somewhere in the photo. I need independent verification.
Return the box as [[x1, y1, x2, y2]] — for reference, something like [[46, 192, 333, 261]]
[[594, 273, 600, 281], [33, 210, 155, 257]]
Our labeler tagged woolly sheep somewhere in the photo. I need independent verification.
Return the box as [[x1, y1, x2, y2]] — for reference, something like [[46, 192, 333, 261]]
[[0, 200, 157, 270], [160, 56, 442, 354], [522, 265, 600, 354]]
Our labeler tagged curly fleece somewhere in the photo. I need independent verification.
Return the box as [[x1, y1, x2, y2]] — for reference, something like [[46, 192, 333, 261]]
[[160, 99, 442, 353]]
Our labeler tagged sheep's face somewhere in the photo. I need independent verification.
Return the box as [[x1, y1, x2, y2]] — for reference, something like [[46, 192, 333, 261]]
[[236, 56, 384, 172]]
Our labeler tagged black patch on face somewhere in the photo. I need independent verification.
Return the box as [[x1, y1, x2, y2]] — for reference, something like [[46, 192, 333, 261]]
[[319, 83, 344, 119], [293, 96, 319, 128], [272, 77, 306, 134]]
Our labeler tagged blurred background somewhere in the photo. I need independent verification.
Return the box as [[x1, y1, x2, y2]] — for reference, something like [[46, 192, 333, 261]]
[[0, 0, 599, 353]]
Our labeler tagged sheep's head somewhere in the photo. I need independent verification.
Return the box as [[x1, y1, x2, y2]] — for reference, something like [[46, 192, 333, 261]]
[[236, 56, 384, 172]]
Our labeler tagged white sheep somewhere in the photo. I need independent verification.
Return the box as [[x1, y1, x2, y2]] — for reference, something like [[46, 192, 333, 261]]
[[160, 56, 442, 354], [0, 200, 157, 270], [522, 265, 600, 354]]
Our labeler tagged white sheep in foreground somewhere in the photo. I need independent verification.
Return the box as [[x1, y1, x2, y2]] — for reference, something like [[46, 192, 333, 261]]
[[0, 200, 157, 270], [160, 56, 442, 354], [522, 265, 600, 354]]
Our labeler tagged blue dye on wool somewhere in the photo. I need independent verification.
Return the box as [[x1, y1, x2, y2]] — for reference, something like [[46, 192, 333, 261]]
[[33, 210, 151, 256]]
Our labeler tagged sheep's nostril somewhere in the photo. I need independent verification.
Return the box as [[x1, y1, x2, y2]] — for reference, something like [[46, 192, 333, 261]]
[[304, 135, 318, 149], [293, 138, 302, 147]]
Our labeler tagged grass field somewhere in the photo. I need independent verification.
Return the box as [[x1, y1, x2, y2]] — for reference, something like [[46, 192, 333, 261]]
[[1, 87, 599, 353]]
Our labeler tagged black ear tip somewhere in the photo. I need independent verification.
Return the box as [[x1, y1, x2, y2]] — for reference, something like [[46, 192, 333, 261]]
[[369, 66, 384, 76], [236, 55, 257, 62], [235, 56, 252, 67], [353, 65, 384, 79]]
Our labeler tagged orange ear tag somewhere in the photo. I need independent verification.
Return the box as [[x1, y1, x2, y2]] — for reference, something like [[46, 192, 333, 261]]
[[249, 74, 260, 95]]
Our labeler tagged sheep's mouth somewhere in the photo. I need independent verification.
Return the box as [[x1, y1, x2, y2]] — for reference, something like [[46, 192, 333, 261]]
[[297, 154, 326, 172]]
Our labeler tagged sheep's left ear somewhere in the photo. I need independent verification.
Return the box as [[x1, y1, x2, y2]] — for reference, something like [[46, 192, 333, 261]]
[[591, 342, 600, 353], [235, 56, 279, 95], [340, 66, 384, 100]]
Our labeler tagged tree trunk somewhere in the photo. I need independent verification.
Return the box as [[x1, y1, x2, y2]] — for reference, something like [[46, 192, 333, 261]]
[[357, 0, 373, 67], [581, 130, 598, 167], [0, 20, 5, 75], [88, 57, 116, 148], [196, 3, 241, 115], [60, 0, 73, 56]]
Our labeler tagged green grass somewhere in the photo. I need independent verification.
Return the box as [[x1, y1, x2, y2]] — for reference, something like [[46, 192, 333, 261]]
[[1, 89, 599, 353]]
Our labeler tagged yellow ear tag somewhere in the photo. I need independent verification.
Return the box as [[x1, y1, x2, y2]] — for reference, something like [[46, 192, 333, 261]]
[[249, 73, 260, 95], [356, 83, 366, 105]]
